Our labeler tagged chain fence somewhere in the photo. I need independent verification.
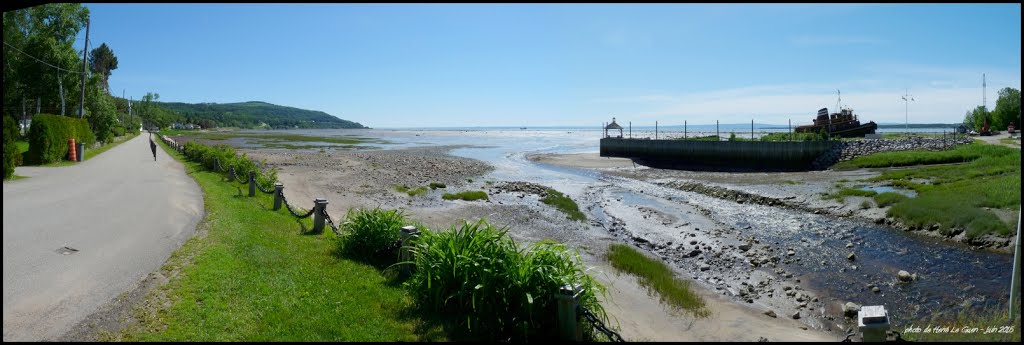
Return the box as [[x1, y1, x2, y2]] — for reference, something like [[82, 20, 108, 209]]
[[580, 306, 626, 342], [279, 189, 315, 219], [322, 208, 341, 237], [256, 181, 276, 195]]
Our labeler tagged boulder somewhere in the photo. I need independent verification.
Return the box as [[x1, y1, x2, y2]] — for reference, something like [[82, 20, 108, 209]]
[[843, 302, 861, 317], [897, 270, 913, 283]]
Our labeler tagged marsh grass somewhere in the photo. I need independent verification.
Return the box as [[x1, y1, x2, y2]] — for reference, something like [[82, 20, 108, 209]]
[[824, 188, 877, 201], [442, 191, 488, 201], [836, 142, 1021, 237], [873, 192, 909, 208], [429, 182, 446, 189], [396, 185, 429, 197], [606, 244, 709, 318], [541, 188, 586, 221]]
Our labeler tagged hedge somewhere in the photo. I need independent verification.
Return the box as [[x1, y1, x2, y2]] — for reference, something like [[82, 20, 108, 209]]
[[26, 114, 96, 165], [3, 116, 19, 179], [181, 140, 277, 189]]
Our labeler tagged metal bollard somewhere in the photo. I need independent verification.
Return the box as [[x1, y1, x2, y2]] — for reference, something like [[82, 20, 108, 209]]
[[858, 305, 890, 342], [248, 171, 256, 197], [557, 284, 582, 341], [399, 225, 420, 275], [312, 198, 327, 234], [272, 183, 284, 210]]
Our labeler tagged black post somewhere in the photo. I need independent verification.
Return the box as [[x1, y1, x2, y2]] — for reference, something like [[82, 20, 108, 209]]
[[716, 120, 719, 140], [79, 19, 89, 118], [273, 183, 284, 210], [248, 171, 256, 197]]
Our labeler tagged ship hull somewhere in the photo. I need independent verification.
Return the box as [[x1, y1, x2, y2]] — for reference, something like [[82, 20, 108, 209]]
[[794, 121, 877, 138]]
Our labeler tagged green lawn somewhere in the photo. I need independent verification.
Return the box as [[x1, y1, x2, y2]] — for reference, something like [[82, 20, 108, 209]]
[[441, 190, 488, 201], [833, 142, 1020, 237], [109, 138, 443, 341]]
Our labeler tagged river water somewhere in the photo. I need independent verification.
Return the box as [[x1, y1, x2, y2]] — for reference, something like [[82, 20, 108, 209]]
[[260, 127, 1015, 327]]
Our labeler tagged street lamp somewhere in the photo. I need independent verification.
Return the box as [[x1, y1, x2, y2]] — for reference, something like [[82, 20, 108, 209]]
[[901, 89, 914, 137]]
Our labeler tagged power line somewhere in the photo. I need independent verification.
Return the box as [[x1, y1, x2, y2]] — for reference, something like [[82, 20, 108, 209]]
[[3, 41, 85, 75]]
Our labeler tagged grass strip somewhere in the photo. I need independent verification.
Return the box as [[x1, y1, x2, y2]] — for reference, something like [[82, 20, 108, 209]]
[[606, 243, 709, 318]]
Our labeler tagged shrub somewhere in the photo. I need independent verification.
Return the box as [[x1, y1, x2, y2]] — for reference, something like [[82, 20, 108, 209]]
[[181, 140, 277, 189], [25, 114, 95, 164], [4, 116, 19, 179], [339, 208, 406, 261], [442, 191, 488, 201], [404, 220, 606, 341]]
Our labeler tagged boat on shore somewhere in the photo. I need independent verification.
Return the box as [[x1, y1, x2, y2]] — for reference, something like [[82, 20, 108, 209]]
[[794, 107, 877, 138]]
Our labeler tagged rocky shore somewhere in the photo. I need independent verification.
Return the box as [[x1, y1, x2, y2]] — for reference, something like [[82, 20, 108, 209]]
[[812, 136, 974, 169]]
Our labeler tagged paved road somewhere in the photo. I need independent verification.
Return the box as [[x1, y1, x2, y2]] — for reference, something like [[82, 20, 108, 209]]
[[2, 134, 204, 341]]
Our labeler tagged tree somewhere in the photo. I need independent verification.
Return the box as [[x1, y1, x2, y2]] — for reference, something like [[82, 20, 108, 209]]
[[992, 87, 1020, 130], [88, 43, 117, 94], [967, 105, 992, 131], [84, 74, 116, 143], [3, 4, 89, 117]]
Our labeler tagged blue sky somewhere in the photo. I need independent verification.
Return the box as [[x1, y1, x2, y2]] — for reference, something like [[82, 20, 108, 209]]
[[81, 3, 1021, 128]]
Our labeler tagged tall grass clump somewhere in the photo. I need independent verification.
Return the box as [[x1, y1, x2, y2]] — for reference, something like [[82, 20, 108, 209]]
[[541, 188, 586, 221], [339, 208, 406, 261], [824, 188, 877, 201], [395, 185, 428, 197], [442, 191, 488, 201], [606, 243, 709, 318], [873, 192, 909, 207], [404, 220, 607, 341]]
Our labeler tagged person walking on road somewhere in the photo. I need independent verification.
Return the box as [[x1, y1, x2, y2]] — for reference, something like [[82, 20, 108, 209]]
[[149, 132, 157, 161]]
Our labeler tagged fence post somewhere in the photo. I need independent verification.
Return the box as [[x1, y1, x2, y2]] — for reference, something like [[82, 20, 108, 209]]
[[273, 183, 284, 210], [399, 225, 420, 276], [248, 171, 256, 197], [312, 198, 327, 234], [228, 165, 235, 181], [557, 284, 582, 341]]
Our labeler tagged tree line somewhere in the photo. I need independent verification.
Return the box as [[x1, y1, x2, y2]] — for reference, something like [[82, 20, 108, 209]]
[[4, 3, 137, 143], [963, 87, 1021, 131]]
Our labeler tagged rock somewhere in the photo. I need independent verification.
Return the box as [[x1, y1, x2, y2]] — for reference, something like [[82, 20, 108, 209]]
[[764, 310, 777, 318], [738, 243, 752, 251], [872, 286, 881, 293], [700, 264, 711, 271], [847, 253, 856, 261], [633, 236, 649, 244], [782, 286, 792, 291], [898, 270, 913, 283], [846, 242, 854, 248], [791, 311, 801, 319], [844, 302, 861, 317], [786, 250, 796, 256], [687, 249, 702, 257]]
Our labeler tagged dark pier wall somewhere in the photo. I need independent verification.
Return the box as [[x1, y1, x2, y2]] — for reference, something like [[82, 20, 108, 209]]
[[599, 138, 838, 170]]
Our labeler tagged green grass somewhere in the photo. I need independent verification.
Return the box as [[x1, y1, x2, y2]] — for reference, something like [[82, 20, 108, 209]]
[[674, 135, 720, 141], [606, 244, 709, 318], [162, 130, 387, 149], [860, 200, 872, 209], [117, 138, 441, 341], [824, 188, 877, 201], [36, 132, 139, 167], [338, 208, 405, 262], [833, 142, 1011, 169], [442, 191, 488, 201], [404, 220, 608, 341], [395, 185, 429, 197], [782, 180, 802, 185], [899, 303, 1020, 342], [835, 142, 1020, 237], [9, 175, 28, 181], [873, 192, 909, 208], [429, 182, 446, 189], [1000, 137, 1021, 146], [16, 140, 28, 154], [540, 188, 586, 222]]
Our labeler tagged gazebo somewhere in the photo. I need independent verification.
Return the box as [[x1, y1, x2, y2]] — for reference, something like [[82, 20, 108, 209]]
[[605, 117, 624, 138]]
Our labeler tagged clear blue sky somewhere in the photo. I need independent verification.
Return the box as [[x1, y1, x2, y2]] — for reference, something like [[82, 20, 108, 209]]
[[81, 3, 1021, 128]]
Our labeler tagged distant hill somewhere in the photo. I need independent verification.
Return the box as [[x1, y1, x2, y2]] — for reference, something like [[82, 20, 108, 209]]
[[876, 123, 960, 129], [157, 101, 367, 129]]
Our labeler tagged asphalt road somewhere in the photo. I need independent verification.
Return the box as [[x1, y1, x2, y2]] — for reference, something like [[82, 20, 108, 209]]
[[2, 134, 204, 341]]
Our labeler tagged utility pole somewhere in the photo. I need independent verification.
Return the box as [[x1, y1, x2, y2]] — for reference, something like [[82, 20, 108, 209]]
[[78, 18, 90, 118], [59, 62, 66, 116], [901, 89, 914, 137], [983, 73, 987, 111]]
